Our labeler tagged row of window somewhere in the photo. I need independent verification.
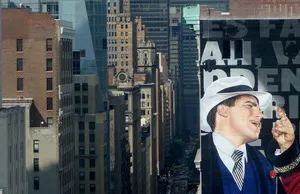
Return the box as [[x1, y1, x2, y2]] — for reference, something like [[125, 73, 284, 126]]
[[16, 58, 53, 72], [107, 16, 130, 22], [74, 83, 88, 92], [107, 39, 129, 44], [107, 24, 129, 29], [75, 95, 88, 104], [79, 184, 96, 193], [109, 54, 130, 59], [75, 108, 89, 114], [78, 121, 95, 130], [108, 46, 129, 52], [79, 146, 95, 155], [78, 133, 95, 143], [16, 39, 52, 52], [79, 171, 95, 181], [107, 2, 117, 7], [17, 78, 52, 91], [79, 159, 95, 168], [107, 31, 129, 37]]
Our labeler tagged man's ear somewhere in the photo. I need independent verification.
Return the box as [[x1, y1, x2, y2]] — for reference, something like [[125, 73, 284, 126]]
[[217, 105, 228, 118]]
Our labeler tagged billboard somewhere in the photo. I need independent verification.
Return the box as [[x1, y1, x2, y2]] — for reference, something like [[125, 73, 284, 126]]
[[200, 19, 300, 148]]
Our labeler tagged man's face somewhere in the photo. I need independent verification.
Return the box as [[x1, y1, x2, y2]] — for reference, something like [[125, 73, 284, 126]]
[[227, 95, 263, 143]]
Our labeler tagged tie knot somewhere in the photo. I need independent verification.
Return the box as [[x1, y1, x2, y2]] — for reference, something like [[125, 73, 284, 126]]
[[232, 150, 243, 162]]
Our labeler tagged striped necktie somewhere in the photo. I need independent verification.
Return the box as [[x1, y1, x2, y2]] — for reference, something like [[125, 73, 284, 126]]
[[232, 149, 244, 191]]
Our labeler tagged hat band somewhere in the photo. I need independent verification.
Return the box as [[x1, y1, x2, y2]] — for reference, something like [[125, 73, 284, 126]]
[[218, 85, 253, 93]]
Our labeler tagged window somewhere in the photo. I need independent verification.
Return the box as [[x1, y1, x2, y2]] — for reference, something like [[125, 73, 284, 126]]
[[103, 38, 107, 49], [78, 122, 85, 130], [47, 97, 53, 110], [82, 83, 88, 91], [79, 146, 85, 155], [33, 140, 39, 153], [89, 146, 95, 155], [34, 158, 39, 172], [46, 58, 53, 71], [17, 58, 23, 71], [75, 108, 81, 114], [16, 39, 23, 52], [90, 172, 95, 180], [79, 184, 85, 193], [47, 78, 53, 91], [34, 177, 39, 190], [75, 96, 81, 104], [79, 159, 85, 168], [47, 117, 53, 125], [235, 40, 243, 59], [90, 184, 96, 193], [17, 78, 23, 91], [89, 134, 95, 143], [90, 159, 95, 168], [82, 95, 88, 104], [79, 172, 85, 181], [82, 108, 88, 114], [46, 39, 53, 51], [79, 133, 84, 143], [223, 40, 230, 59], [89, 122, 95, 130], [75, 83, 81, 91]]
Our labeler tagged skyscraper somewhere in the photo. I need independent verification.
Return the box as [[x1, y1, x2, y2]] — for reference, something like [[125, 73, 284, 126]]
[[130, 0, 169, 57]]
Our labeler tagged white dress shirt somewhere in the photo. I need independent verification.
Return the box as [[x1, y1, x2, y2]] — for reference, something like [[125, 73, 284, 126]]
[[212, 132, 248, 182]]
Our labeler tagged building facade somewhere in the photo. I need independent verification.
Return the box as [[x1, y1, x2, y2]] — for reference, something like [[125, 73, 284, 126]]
[[2, 0, 108, 112], [0, 107, 26, 194], [115, 72, 143, 194], [130, 0, 169, 58], [73, 74, 108, 194], [2, 9, 75, 194], [109, 95, 131, 194]]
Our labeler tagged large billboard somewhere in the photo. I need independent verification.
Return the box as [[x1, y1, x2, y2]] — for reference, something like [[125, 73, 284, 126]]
[[200, 19, 300, 148]]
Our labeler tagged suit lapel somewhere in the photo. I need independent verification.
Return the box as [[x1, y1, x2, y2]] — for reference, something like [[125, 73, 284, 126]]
[[202, 133, 224, 194]]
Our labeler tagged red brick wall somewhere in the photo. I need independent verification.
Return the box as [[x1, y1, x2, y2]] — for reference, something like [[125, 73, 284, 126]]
[[2, 8, 59, 125], [201, 0, 300, 19]]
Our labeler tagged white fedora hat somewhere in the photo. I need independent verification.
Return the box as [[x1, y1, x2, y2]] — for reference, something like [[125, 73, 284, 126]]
[[200, 76, 272, 132]]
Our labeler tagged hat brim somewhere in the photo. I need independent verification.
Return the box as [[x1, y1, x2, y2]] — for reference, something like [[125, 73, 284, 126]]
[[200, 91, 272, 132]]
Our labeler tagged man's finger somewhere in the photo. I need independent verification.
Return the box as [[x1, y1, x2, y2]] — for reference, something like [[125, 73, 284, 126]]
[[275, 106, 287, 119], [272, 127, 281, 137]]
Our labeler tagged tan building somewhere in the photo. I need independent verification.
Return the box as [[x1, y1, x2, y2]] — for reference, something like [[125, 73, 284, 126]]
[[73, 74, 108, 194], [107, 12, 137, 77], [114, 71, 143, 194], [107, 0, 146, 85], [140, 84, 157, 194], [2, 8, 75, 194]]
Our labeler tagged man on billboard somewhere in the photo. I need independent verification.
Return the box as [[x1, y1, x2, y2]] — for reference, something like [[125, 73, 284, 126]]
[[200, 76, 298, 194]]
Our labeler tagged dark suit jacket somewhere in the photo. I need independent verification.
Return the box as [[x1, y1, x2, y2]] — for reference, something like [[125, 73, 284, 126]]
[[201, 133, 276, 194]]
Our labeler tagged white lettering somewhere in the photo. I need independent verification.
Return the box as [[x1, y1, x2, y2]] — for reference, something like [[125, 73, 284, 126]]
[[260, 20, 276, 38], [258, 68, 279, 92]]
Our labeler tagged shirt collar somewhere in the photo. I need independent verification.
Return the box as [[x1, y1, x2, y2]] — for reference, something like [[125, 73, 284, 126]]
[[213, 132, 248, 161]]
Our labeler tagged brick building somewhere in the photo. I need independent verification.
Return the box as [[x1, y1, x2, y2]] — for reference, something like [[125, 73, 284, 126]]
[[2, 8, 75, 194]]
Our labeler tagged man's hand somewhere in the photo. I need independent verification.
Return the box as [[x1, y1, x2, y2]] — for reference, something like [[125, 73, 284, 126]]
[[272, 107, 295, 153]]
